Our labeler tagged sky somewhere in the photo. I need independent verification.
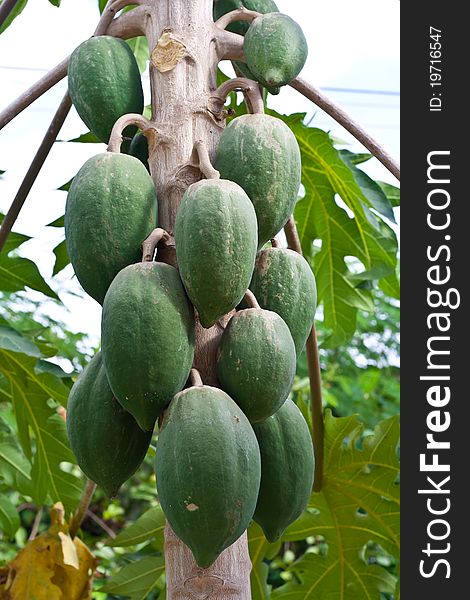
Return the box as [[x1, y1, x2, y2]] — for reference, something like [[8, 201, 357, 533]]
[[0, 0, 400, 357]]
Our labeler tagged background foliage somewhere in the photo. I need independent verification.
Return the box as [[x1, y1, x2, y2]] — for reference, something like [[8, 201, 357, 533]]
[[0, 2, 399, 598]]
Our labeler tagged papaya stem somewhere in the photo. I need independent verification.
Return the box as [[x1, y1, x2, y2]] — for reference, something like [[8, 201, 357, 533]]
[[141, 227, 171, 262], [289, 77, 400, 181], [28, 506, 44, 541], [193, 140, 220, 180], [69, 479, 97, 539], [243, 290, 260, 310], [85, 509, 117, 539], [107, 113, 154, 153], [189, 368, 204, 387], [214, 7, 260, 31], [284, 216, 324, 492], [209, 77, 264, 116]]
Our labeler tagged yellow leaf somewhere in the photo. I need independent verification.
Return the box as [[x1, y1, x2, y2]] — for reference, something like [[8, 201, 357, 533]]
[[1, 503, 97, 600]]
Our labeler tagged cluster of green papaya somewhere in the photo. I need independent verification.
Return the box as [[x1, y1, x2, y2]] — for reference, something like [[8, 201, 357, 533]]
[[214, 0, 308, 94], [65, 8, 315, 570]]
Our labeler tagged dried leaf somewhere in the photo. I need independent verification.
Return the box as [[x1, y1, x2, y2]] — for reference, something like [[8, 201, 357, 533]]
[[1, 503, 96, 600], [58, 532, 79, 569]]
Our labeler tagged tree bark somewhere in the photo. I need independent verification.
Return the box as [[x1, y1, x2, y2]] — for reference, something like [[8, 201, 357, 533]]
[[143, 1, 252, 597]]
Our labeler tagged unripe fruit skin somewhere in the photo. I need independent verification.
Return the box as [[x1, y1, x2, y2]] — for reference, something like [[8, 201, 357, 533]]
[[155, 385, 261, 568], [250, 248, 317, 355], [101, 262, 195, 431], [129, 132, 150, 172], [244, 13, 308, 93], [68, 36, 144, 143], [217, 308, 296, 422], [66, 353, 152, 497], [175, 179, 258, 328], [216, 114, 301, 247], [213, 0, 280, 82], [253, 399, 315, 541], [65, 152, 157, 304]]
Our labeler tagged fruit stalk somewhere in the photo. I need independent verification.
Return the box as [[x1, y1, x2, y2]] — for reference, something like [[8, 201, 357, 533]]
[[69, 479, 97, 539]]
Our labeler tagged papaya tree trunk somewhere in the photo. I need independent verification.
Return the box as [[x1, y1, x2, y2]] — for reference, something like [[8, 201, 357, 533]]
[[142, 0, 253, 597]]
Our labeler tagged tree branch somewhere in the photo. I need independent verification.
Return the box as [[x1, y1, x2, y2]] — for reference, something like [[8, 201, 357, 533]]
[[107, 113, 154, 153], [290, 77, 400, 181], [0, 57, 69, 131], [0, 93, 72, 254], [0, 0, 21, 29], [69, 479, 97, 539], [214, 28, 245, 61], [284, 216, 324, 492], [0, 4, 147, 131], [28, 506, 43, 541], [86, 508, 117, 539], [209, 77, 264, 117], [214, 7, 260, 31], [141, 227, 171, 262]]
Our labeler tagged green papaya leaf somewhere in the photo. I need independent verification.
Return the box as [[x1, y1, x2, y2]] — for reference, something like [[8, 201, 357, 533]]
[[0, 494, 20, 538], [251, 561, 271, 600], [0, 335, 82, 512], [127, 36, 149, 73], [52, 239, 70, 275], [57, 178, 73, 192], [61, 131, 102, 144], [0, 326, 42, 357], [46, 215, 64, 227], [273, 411, 400, 600], [101, 555, 165, 600], [109, 504, 165, 548], [0, 213, 31, 253], [248, 522, 279, 600], [285, 117, 398, 347], [378, 181, 400, 207], [339, 150, 396, 223], [0, 439, 33, 497], [47, 0, 61, 6], [0, 253, 59, 300]]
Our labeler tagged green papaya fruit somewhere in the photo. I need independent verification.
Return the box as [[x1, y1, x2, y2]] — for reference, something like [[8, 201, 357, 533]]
[[253, 399, 314, 541], [66, 353, 152, 497], [216, 114, 301, 247], [68, 36, 144, 143], [217, 308, 296, 422], [213, 0, 279, 82], [244, 13, 308, 94], [129, 132, 150, 172], [155, 385, 261, 568], [101, 262, 195, 431], [175, 179, 258, 328], [65, 152, 157, 304], [250, 248, 317, 355]]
